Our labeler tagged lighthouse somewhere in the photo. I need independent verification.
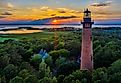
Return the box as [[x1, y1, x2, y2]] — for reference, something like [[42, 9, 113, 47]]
[[81, 9, 94, 71]]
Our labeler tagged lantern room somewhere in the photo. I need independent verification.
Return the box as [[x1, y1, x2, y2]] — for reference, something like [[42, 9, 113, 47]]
[[84, 9, 91, 18], [81, 8, 94, 28]]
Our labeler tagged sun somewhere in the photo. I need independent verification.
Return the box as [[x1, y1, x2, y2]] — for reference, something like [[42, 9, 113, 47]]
[[53, 20, 57, 23]]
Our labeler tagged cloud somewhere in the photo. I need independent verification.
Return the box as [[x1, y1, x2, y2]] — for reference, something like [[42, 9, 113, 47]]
[[94, 12, 112, 15], [40, 6, 49, 11], [57, 8, 68, 13], [53, 16, 78, 19], [57, 8, 81, 14], [91, 1, 112, 7], [0, 16, 6, 19], [0, 2, 14, 10], [27, 6, 51, 12], [1, 11, 12, 15], [51, 14, 56, 16], [72, 11, 82, 13], [58, 10, 66, 13], [31, 8, 38, 12], [38, 16, 78, 21], [7, 3, 14, 8]]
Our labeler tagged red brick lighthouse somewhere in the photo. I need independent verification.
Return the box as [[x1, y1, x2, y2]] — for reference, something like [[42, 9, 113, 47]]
[[81, 9, 94, 71]]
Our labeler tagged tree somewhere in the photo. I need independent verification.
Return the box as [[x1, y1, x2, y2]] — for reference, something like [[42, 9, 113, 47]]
[[39, 61, 52, 79], [62, 74, 81, 83], [9, 53, 22, 66], [93, 40, 101, 50], [94, 41, 121, 68], [45, 56, 53, 68], [55, 57, 66, 68], [49, 49, 69, 64], [0, 55, 10, 69], [24, 48, 34, 61], [64, 40, 80, 57], [109, 72, 121, 83], [18, 69, 31, 79], [81, 78, 88, 83], [3, 64, 18, 80], [75, 80, 81, 83], [57, 75, 65, 83], [24, 75, 38, 83], [56, 42, 65, 50], [49, 50, 60, 62], [72, 70, 91, 83], [53, 77, 57, 83], [39, 40, 53, 52], [0, 76, 1, 83], [20, 62, 32, 71], [38, 77, 53, 83], [63, 75, 75, 83], [58, 49, 69, 58], [71, 70, 83, 81], [92, 68, 108, 83], [10, 76, 24, 83], [30, 54, 42, 69], [57, 61, 79, 76], [0, 76, 6, 83], [109, 59, 121, 74]]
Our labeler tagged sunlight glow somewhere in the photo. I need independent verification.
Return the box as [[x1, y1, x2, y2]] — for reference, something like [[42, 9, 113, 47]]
[[53, 20, 57, 23]]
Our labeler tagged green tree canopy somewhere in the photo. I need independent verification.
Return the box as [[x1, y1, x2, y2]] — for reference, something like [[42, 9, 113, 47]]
[[10, 76, 24, 83], [3, 64, 18, 80], [24, 75, 38, 83], [39, 61, 52, 79], [18, 69, 31, 79], [92, 68, 108, 83], [109, 72, 121, 83], [109, 59, 121, 74]]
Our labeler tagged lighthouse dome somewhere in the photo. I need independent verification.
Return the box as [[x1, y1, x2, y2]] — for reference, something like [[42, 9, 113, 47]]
[[84, 9, 91, 13]]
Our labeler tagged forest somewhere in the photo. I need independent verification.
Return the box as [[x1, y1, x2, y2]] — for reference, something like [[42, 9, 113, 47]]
[[1, 28, 121, 83]]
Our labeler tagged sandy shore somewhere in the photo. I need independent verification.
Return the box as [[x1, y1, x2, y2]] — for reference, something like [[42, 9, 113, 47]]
[[0, 29, 43, 34]]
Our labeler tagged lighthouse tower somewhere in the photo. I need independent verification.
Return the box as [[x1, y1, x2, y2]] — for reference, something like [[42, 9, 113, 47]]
[[81, 9, 94, 71]]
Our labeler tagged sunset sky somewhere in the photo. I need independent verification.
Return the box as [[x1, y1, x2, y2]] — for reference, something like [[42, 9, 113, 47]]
[[0, 0, 121, 24]]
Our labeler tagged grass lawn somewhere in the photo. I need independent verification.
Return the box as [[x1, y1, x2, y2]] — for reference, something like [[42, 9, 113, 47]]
[[0, 37, 17, 42], [0, 31, 70, 41]]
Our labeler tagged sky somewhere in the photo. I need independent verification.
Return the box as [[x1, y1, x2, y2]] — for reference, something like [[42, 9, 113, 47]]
[[0, 0, 121, 24]]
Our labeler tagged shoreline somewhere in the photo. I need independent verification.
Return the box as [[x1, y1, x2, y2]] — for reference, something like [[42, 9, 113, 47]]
[[0, 29, 43, 34], [0, 26, 121, 34]]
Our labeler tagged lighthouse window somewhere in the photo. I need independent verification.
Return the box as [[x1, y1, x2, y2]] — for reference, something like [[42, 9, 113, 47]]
[[90, 36, 92, 40], [84, 13, 91, 18], [85, 24, 90, 28], [91, 55, 93, 61]]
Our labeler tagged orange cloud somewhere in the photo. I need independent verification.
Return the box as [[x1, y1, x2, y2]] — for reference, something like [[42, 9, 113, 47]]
[[2, 6, 82, 21], [2, 5, 120, 22]]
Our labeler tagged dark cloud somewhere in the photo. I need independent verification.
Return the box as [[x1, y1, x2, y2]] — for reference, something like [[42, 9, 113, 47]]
[[57, 9, 82, 14], [38, 16, 78, 21], [0, 16, 6, 19], [1, 11, 12, 15], [91, 2, 112, 7], [53, 16, 78, 19], [51, 14, 56, 16], [58, 10, 66, 13]]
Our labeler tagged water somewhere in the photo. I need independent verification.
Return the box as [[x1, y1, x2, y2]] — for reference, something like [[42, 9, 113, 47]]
[[0, 24, 121, 30]]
